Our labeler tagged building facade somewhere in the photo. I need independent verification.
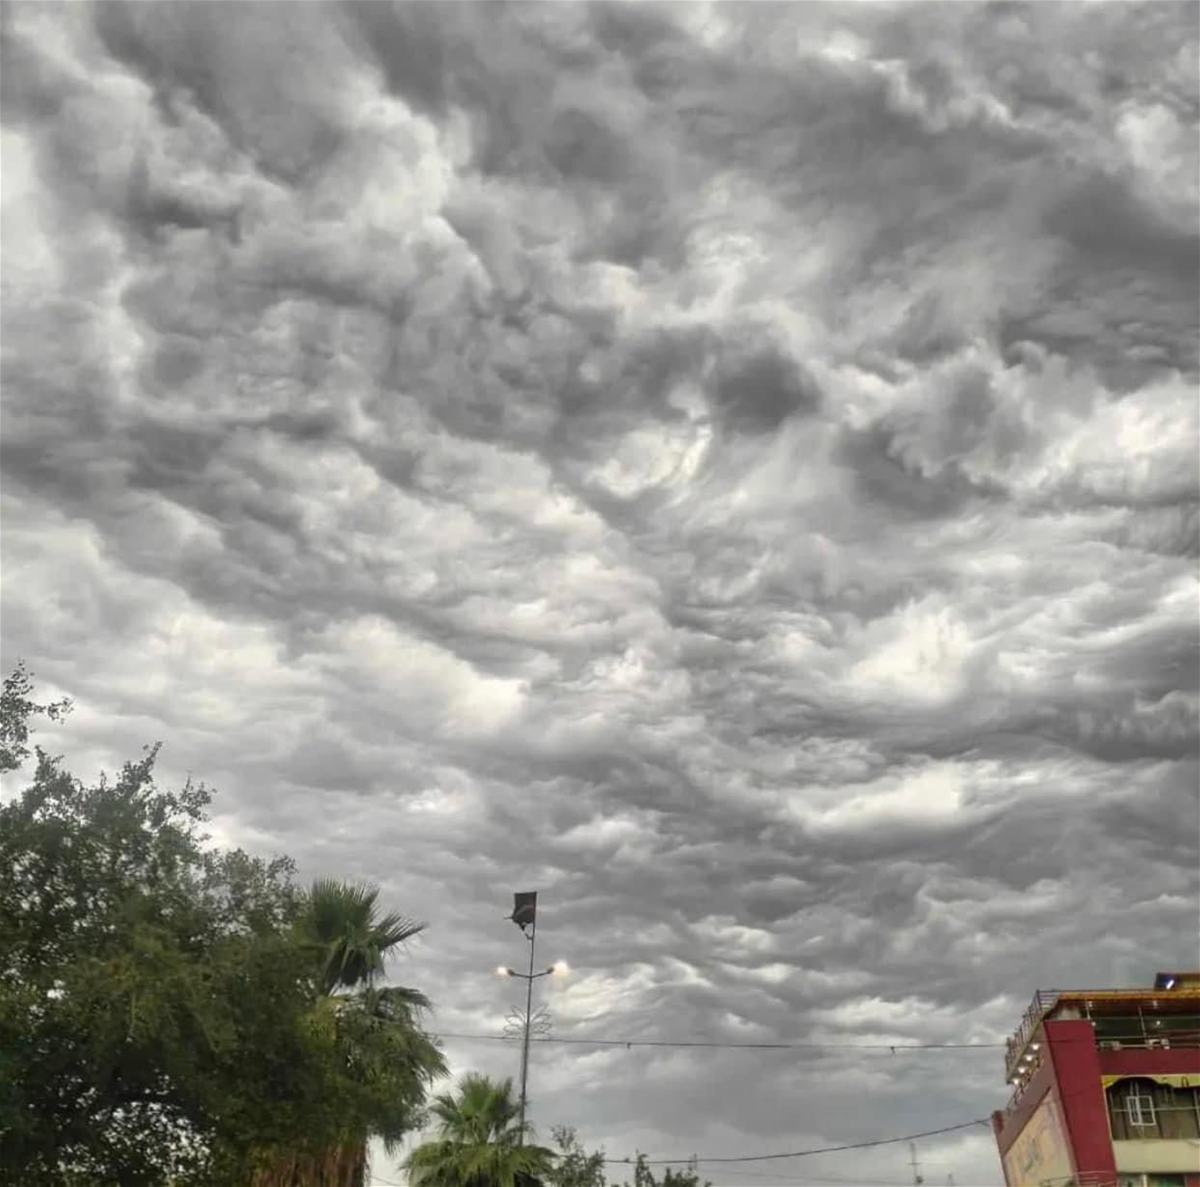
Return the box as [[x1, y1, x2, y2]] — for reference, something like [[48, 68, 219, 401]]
[[992, 971, 1200, 1187]]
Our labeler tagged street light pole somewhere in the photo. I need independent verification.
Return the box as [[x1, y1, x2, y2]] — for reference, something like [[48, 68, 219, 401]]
[[498, 892, 567, 1147], [518, 908, 536, 1144]]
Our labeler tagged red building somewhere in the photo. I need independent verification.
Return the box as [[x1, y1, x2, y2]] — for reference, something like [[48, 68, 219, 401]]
[[992, 971, 1200, 1187]]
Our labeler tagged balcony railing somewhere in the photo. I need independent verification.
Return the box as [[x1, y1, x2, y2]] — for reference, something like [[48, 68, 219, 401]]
[[1004, 989, 1062, 1078], [1003, 986, 1200, 1083], [1036, 1176, 1119, 1187]]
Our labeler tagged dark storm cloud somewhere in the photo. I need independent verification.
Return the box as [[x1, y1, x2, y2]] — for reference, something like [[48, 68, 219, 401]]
[[93, 1, 353, 185], [3, 1, 1198, 1180], [836, 422, 1000, 518], [712, 329, 823, 435]]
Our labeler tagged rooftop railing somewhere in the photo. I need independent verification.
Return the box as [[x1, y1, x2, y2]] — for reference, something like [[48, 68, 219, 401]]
[[1003, 988, 1200, 1089], [1004, 989, 1062, 1078], [1003, 985, 1200, 1082]]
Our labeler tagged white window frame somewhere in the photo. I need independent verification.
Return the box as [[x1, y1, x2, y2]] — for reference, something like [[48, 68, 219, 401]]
[[1125, 1092, 1156, 1128]]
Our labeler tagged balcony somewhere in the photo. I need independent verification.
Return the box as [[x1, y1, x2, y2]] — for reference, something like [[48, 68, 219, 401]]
[[1004, 989, 1065, 1081], [1003, 986, 1200, 1090]]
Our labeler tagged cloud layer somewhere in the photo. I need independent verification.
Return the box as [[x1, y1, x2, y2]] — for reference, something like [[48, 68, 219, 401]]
[[3, 3, 1197, 1182]]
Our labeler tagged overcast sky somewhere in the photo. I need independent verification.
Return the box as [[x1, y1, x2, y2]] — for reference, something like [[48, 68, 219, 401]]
[[2, 1, 1198, 1183]]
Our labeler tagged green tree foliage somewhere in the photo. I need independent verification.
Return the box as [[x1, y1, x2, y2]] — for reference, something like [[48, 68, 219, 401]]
[[0, 660, 70, 773], [249, 881, 444, 1187], [628, 1154, 711, 1187], [542, 1133, 711, 1187], [546, 1127, 606, 1187], [303, 878, 427, 995], [0, 668, 443, 1186], [405, 1074, 557, 1187]]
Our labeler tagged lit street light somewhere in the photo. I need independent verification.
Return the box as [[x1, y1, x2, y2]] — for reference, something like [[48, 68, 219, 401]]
[[495, 962, 568, 980], [498, 892, 568, 1143]]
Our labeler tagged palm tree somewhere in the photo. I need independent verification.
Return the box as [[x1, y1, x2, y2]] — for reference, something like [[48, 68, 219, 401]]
[[304, 878, 427, 995], [248, 880, 445, 1187], [405, 1074, 556, 1187]]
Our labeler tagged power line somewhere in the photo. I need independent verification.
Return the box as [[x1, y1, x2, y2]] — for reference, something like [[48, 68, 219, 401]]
[[431, 1030, 1008, 1051], [432, 1028, 1188, 1053], [381, 1056, 1198, 1180], [601, 1077, 1200, 1170], [690, 1168, 923, 1185], [602, 1119, 992, 1166]]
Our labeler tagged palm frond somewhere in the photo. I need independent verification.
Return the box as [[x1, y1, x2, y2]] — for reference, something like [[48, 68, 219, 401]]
[[302, 880, 426, 992], [409, 1074, 550, 1187], [374, 908, 427, 948], [307, 879, 378, 938]]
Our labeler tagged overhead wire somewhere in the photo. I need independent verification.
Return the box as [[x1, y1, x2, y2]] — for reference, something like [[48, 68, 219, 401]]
[[684, 1161, 982, 1186], [430, 1030, 1008, 1051], [391, 1030, 1197, 1177], [599, 1076, 1200, 1168], [369, 1076, 1199, 1185], [600, 1118, 992, 1166], [431, 1027, 1196, 1053]]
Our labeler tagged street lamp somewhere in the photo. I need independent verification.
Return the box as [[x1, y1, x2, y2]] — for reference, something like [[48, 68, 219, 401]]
[[498, 892, 568, 1143], [495, 963, 567, 980]]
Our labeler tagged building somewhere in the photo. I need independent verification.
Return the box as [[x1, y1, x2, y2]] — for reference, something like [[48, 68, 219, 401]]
[[992, 970, 1200, 1187]]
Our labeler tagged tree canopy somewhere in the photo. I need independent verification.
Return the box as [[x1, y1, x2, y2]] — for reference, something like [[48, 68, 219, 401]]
[[0, 660, 70, 774], [0, 664, 443, 1186], [545, 1127, 605, 1187], [405, 1074, 556, 1187], [0, 664, 710, 1187]]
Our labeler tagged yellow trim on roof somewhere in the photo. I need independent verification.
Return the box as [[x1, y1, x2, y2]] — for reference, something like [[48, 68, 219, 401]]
[[1102, 1073, 1200, 1089]]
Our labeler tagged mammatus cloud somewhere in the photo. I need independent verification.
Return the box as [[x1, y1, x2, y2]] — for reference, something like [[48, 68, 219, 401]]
[[2, 2, 1197, 1181]]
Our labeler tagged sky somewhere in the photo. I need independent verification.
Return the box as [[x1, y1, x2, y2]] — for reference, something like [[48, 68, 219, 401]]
[[1, 1, 1198, 1183]]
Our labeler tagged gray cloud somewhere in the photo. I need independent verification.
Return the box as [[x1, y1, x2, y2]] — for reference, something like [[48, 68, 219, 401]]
[[3, 2, 1198, 1181]]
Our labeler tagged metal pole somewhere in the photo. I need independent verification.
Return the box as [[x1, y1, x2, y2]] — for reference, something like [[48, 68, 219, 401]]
[[517, 911, 536, 1144], [909, 1141, 923, 1186]]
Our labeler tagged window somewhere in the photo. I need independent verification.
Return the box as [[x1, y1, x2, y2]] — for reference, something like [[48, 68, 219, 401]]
[[1107, 1080, 1200, 1140], [1126, 1093, 1156, 1127]]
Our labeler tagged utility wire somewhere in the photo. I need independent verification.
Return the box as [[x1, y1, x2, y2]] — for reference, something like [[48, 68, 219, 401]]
[[431, 1028, 1190, 1052], [383, 1048, 1197, 1179], [373, 1085, 1198, 1186], [431, 1031, 1007, 1051], [602, 1119, 991, 1166], [689, 1168, 926, 1185], [599, 1077, 1200, 1168]]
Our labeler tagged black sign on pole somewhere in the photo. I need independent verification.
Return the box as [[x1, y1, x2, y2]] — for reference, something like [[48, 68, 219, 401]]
[[510, 891, 537, 933]]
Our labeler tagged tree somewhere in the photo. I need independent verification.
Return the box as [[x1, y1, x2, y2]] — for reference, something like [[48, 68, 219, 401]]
[[248, 880, 445, 1187], [0, 660, 70, 773], [628, 1155, 711, 1187], [542, 1132, 711, 1187], [405, 1074, 557, 1187], [0, 738, 308, 1184], [303, 878, 426, 995], [546, 1127, 606, 1187], [0, 667, 443, 1186]]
